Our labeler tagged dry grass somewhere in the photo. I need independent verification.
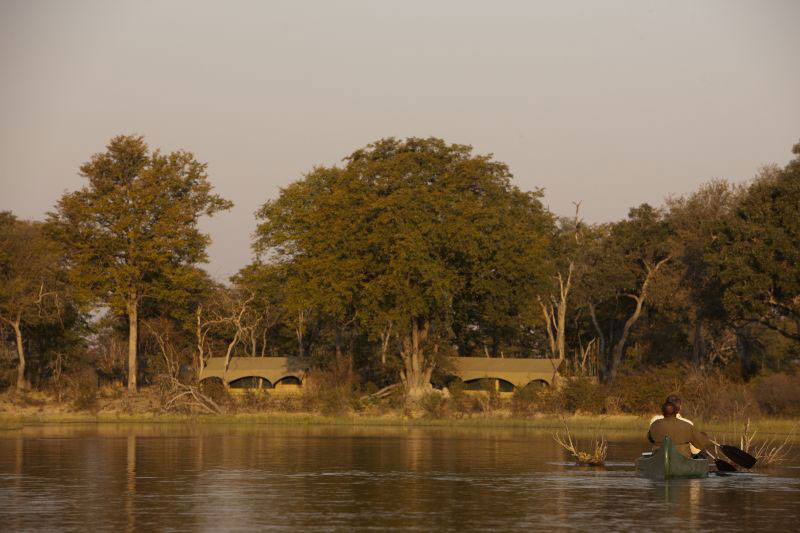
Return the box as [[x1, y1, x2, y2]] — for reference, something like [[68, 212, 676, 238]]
[[552, 417, 607, 466], [735, 418, 796, 467]]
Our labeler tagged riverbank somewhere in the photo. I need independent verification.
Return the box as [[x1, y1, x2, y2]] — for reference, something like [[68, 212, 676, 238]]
[[1, 407, 797, 437], [1, 388, 797, 436]]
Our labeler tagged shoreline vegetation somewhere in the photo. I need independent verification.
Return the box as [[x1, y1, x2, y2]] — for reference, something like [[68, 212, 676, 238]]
[[1, 390, 797, 437], [2, 412, 798, 437]]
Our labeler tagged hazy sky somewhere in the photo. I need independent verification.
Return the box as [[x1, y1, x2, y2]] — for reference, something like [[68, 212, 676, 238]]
[[2, 0, 799, 280]]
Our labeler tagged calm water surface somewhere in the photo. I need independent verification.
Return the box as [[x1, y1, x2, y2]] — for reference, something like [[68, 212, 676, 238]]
[[1, 424, 798, 532]]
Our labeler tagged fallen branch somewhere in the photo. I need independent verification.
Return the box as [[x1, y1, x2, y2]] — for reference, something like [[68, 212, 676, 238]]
[[158, 376, 223, 414]]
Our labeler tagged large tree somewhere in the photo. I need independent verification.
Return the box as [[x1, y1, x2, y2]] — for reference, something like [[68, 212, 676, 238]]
[[0, 213, 64, 390], [578, 204, 671, 382], [708, 143, 800, 373], [49, 135, 231, 391], [254, 137, 553, 398]]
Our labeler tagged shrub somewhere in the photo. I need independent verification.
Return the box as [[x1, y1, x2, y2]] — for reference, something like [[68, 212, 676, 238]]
[[200, 378, 228, 407], [236, 389, 271, 412], [420, 391, 449, 419], [511, 384, 538, 416], [68, 368, 98, 412], [560, 376, 606, 414], [302, 366, 354, 416], [446, 379, 471, 417], [752, 373, 800, 417]]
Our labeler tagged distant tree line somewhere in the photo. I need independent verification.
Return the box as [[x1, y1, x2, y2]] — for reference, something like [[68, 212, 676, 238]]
[[1, 135, 798, 397]]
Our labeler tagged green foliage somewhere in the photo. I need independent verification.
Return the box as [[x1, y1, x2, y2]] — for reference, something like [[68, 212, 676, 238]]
[[253, 137, 555, 394], [560, 377, 607, 414], [0, 212, 74, 389], [48, 135, 232, 389], [709, 144, 800, 342], [50, 135, 231, 313]]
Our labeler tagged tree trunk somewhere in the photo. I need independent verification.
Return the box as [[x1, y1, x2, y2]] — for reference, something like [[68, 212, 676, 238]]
[[195, 306, 204, 375], [539, 299, 557, 356], [606, 257, 669, 383], [692, 317, 704, 369], [400, 319, 434, 400], [12, 316, 29, 391], [379, 322, 392, 366], [735, 323, 757, 380], [296, 311, 305, 359], [127, 297, 139, 392], [222, 331, 241, 390]]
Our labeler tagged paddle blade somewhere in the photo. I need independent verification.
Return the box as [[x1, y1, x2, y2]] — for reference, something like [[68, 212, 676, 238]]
[[721, 445, 757, 469], [715, 459, 737, 472]]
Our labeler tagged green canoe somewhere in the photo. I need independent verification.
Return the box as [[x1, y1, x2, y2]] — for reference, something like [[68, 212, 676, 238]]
[[635, 436, 709, 479]]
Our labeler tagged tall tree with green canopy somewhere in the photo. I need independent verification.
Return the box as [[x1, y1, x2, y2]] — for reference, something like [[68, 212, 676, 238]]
[[708, 143, 800, 373], [579, 204, 672, 382], [255, 137, 554, 398], [663, 179, 744, 368], [48, 135, 232, 391], [0, 212, 64, 390]]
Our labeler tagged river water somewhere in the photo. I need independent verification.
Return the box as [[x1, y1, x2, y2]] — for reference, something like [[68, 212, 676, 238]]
[[1, 424, 798, 532]]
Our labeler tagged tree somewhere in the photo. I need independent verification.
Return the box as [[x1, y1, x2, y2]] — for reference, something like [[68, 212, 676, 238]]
[[579, 205, 671, 382], [538, 202, 584, 365], [708, 143, 800, 374], [48, 135, 232, 391], [0, 213, 64, 390], [255, 137, 554, 398], [663, 180, 744, 368]]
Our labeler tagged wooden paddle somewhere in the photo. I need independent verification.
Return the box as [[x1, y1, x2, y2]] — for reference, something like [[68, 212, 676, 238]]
[[710, 439, 757, 469]]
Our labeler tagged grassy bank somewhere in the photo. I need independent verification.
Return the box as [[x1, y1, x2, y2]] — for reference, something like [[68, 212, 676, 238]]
[[1, 409, 797, 437]]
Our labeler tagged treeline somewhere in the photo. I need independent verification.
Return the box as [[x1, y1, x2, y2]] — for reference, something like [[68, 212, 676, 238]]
[[1, 136, 799, 398]]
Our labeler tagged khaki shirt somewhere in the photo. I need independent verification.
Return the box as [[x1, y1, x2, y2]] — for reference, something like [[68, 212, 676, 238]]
[[649, 414, 700, 455], [648, 416, 709, 458]]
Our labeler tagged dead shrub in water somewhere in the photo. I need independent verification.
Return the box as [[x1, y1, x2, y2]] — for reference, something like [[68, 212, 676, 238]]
[[552, 418, 607, 466], [734, 419, 795, 467]]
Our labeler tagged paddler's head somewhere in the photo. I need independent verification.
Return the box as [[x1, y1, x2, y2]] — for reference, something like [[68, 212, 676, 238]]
[[661, 400, 678, 417], [665, 394, 681, 414]]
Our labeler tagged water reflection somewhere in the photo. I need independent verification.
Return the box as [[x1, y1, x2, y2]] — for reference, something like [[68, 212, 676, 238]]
[[0, 424, 798, 532]]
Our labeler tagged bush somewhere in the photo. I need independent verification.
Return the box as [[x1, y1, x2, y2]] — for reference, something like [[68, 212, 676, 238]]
[[420, 391, 449, 419], [200, 378, 229, 407], [560, 376, 606, 414], [511, 384, 539, 416], [752, 373, 800, 416], [68, 368, 98, 412], [302, 366, 354, 416], [236, 389, 271, 412]]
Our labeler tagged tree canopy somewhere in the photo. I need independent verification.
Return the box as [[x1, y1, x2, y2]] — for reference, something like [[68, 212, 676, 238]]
[[254, 137, 555, 397], [48, 135, 232, 390]]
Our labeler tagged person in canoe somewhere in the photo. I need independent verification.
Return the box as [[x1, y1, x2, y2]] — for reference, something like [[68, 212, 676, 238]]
[[649, 394, 701, 456], [647, 397, 710, 458]]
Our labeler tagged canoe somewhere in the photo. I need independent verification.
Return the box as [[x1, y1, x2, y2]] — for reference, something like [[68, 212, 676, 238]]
[[635, 436, 709, 479]]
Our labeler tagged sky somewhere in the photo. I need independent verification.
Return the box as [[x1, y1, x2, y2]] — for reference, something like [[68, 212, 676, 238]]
[[1, 0, 799, 280]]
